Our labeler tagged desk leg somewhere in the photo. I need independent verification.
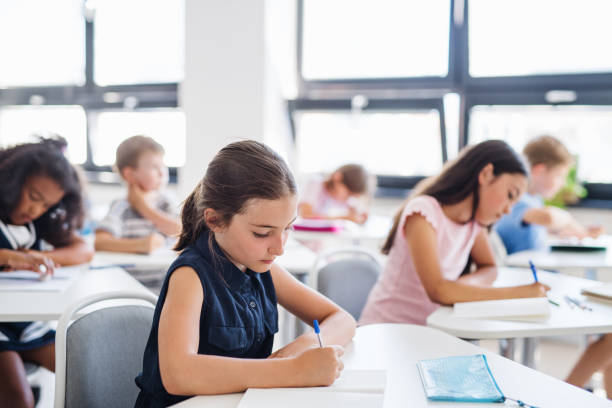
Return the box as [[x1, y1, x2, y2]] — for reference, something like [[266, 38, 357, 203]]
[[522, 338, 538, 368], [499, 338, 516, 360]]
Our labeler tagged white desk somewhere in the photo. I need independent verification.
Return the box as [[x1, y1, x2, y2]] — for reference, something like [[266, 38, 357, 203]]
[[293, 214, 392, 250], [428, 267, 612, 367], [0, 266, 152, 322], [173, 324, 609, 408], [93, 239, 316, 282], [504, 235, 612, 280]]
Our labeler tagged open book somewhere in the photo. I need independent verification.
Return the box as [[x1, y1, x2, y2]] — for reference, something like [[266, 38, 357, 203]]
[[453, 297, 551, 321], [0, 265, 81, 291], [236, 369, 386, 408]]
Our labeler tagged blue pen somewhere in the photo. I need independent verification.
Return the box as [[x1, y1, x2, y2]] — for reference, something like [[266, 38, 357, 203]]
[[313, 319, 323, 348], [528, 260, 538, 283]]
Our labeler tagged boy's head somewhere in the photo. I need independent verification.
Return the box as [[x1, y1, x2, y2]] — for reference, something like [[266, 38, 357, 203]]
[[116, 135, 167, 192], [523, 135, 573, 199]]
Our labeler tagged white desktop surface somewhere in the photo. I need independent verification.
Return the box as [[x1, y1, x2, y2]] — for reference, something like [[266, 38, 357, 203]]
[[172, 324, 608, 408], [92, 247, 179, 270], [93, 238, 316, 279], [427, 267, 612, 339], [292, 214, 392, 245], [504, 235, 612, 273], [0, 266, 152, 322]]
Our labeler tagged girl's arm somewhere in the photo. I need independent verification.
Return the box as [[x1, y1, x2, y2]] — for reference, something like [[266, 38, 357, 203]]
[[405, 214, 549, 306], [158, 266, 344, 396], [298, 202, 367, 224], [456, 230, 498, 286], [28, 233, 93, 266], [268, 263, 356, 358]]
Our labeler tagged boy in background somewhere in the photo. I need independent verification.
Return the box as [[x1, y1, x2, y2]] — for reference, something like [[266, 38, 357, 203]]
[[495, 135, 609, 396], [495, 135, 602, 255], [95, 135, 181, 254]]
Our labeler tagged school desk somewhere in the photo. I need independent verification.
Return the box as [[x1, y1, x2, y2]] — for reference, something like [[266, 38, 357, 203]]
[[427, 267, 612, 367], [171, 324, 609, 408], [505, 246, 612, 280], [0, 266, 152, 322]]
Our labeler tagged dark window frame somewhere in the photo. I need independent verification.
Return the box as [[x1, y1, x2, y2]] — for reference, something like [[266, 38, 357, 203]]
[[296, 0, 612, 202], [0, 2, 180, 184]]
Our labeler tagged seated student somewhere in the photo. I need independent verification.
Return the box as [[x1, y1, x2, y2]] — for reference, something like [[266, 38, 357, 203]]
[[359, 140, 550, 327], [495, 135, 603, 255], [298, 164, 372, 224], [95, 135, 181, 254], [0, 137, 93, 407], [135, 140, 355, 407]]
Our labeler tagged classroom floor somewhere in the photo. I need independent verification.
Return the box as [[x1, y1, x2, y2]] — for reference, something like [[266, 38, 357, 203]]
[[32, 336, 608, 406]]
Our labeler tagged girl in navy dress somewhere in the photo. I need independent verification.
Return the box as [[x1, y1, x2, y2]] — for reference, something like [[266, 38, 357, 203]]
[[0, 137, 93, 408], [135, 140, 356, 407]]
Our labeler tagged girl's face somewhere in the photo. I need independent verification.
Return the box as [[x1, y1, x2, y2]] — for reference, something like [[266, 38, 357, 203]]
[[475, 166, 527, 227], [210, 194, 297, 273], [11, 175, 65, 225]]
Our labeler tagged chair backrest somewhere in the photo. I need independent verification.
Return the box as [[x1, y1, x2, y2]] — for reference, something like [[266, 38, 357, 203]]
[[314, 248, 382, 320], [55, 291, 158, 408]]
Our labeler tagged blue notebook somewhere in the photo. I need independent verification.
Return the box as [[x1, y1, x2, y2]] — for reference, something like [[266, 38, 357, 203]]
[[417, 354, 505, 403]]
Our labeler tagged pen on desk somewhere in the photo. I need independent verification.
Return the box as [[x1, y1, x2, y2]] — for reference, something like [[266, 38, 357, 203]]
[[548, 298, 560, 307], [313, 319, 323, 348], [528, 260, 538, 283]]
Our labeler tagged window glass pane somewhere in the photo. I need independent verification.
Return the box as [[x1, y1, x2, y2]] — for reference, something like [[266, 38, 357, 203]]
[[469, 0, 612, 77], [0, 0, 85, 87], [0, 106, 87, 163], [93, 110, 186, 167], [469, 105, 612, 183], [294, 110, 442, 176], [94, 0, 184, 85], [302, 0, 450, 80]]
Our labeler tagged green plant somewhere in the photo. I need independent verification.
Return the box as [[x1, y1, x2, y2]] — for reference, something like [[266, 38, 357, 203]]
[[545, 164, 587, 208]]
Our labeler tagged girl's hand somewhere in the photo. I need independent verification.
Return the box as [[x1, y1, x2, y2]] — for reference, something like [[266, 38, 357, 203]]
[[6, 250, 56, 276], [291, 345, 344, 387], [519, 282, 550, 298]]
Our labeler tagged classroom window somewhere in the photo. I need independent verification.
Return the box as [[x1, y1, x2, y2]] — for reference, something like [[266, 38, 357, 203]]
[[294, 110, 443, 176], [468, 105, 612, 183], [0, 106, 87, 164], [0, 0, 85, 87], [92, 110, 186, 167], [301, 0, 450, 80], [93, 0, 185, 86], [469, 0, 612, 77]]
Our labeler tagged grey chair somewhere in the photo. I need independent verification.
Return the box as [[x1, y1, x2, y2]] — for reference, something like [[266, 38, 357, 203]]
[[54, 291, 158, 408], [313, 247, 382, 320]]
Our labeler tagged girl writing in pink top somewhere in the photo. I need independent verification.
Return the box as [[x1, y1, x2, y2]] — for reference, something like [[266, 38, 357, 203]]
[[359, 140, 550, 326]]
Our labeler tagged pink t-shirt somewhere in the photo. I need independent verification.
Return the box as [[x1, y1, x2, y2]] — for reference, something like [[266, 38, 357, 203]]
[[359, 195, 482, 326]]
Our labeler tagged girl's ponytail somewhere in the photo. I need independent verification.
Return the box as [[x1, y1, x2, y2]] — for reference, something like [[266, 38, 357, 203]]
[[174, 182, 208, 251]]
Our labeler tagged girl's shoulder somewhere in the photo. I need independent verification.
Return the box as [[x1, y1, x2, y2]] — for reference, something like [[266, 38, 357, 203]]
[[400, 195, 445, 232]]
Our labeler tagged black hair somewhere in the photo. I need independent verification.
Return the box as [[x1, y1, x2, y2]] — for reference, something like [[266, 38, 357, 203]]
[[0, 137, 85, 246]]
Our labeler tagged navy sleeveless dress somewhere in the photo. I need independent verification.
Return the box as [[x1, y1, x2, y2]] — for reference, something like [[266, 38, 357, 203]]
[[135, 232, 278, 407]]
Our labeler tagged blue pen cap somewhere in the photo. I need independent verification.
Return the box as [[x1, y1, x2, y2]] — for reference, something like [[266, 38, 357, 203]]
[[313, 319, 320, 334]]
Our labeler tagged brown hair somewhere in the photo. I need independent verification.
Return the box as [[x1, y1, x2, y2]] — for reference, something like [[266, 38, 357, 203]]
[[175, 140, 297, 252], [325, 164, 371, 195], [115, 135, 164, 172], [523, 135, 573, 168], [381, 140, 528, 254]]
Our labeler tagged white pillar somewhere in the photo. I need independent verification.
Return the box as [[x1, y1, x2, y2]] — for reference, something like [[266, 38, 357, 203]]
[[180, 0, 266, 196]]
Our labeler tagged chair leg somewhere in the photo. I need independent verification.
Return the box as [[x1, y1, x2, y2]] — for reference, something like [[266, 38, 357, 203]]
[[499, 338, 516, 360]]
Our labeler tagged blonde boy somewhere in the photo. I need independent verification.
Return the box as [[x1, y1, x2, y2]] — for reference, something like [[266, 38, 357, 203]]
[[495, 135, 602, 254], [95, 135, 181, 254]]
